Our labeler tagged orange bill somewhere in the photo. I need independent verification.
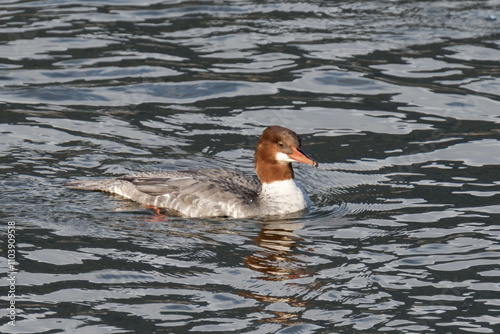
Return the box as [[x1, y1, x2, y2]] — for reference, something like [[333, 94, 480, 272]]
[[288, 146, 319, 167]]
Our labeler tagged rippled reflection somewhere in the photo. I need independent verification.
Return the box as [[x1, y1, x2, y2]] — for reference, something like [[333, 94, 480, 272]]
[[244, 220, 308, 281], [1, 0, 500, 333]]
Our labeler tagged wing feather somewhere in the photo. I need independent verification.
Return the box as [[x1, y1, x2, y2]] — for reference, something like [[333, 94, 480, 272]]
[[67, 168, 261, 217], [117, 168, 261, 202]]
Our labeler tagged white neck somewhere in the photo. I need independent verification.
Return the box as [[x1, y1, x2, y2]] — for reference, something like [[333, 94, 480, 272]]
[[259, 179, 311, 215]]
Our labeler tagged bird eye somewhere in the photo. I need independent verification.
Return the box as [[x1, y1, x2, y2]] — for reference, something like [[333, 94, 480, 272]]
[[277, 141, 284, 148]]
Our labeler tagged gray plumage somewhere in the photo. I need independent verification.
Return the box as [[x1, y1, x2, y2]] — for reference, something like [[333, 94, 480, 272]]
[[66, 168, 262, 217]]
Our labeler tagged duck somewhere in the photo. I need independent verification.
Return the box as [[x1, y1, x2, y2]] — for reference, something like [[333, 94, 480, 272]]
[[66, 125, 318, 218]]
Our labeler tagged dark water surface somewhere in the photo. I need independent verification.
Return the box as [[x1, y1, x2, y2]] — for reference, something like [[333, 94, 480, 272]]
[[1, 1, 500, 333]]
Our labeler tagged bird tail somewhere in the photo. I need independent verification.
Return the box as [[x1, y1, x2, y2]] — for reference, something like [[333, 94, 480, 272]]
[[65, 180, 108, 191]]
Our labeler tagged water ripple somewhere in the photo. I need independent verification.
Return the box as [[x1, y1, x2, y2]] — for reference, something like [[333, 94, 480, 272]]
[[1, 1, 500, 333]]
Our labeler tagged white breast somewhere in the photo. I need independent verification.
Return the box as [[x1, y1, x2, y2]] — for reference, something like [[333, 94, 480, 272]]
[[259, 179, 311, 215]]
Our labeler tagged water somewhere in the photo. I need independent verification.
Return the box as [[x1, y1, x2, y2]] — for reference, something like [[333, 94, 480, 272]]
[[1, 0, 499, 333]]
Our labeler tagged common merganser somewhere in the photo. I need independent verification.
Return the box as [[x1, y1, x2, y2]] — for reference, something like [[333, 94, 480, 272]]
[[66, 126, 318, 218]]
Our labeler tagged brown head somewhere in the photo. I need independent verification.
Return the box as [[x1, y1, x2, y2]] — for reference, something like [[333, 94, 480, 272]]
[[254, 126, 318, 184]]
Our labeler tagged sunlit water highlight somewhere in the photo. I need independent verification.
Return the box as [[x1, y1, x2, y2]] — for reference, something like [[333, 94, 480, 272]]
[[1, 1, 499, 333]]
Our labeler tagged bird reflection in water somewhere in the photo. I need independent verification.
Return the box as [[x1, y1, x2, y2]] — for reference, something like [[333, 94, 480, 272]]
[[244, 219, 313, 281], [113, 206, 322, 326], [241, 219, 320, 326]]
